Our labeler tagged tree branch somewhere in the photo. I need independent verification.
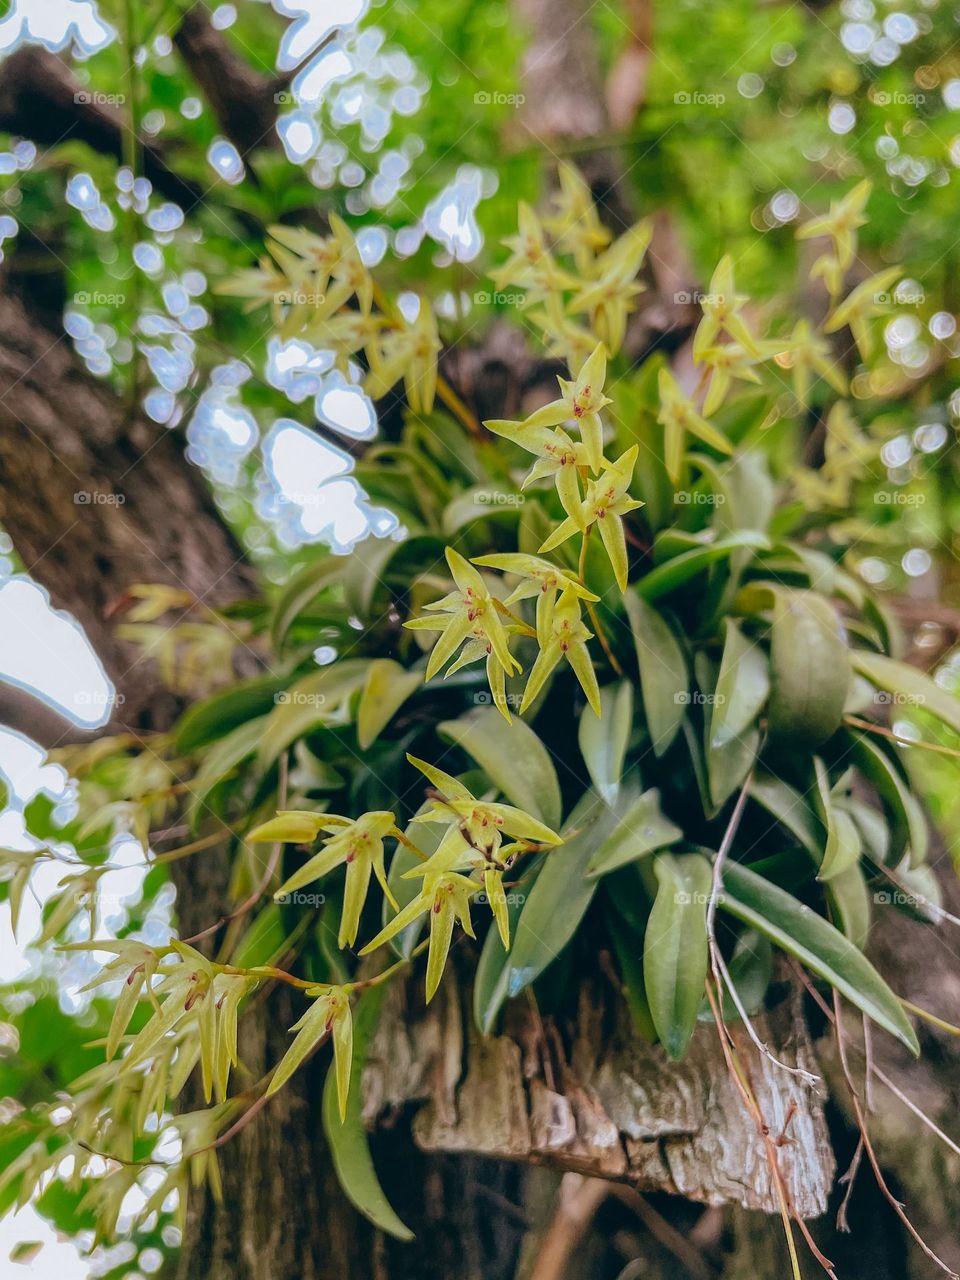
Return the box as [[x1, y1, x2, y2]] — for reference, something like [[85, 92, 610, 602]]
[[173, 4, 286, 158]]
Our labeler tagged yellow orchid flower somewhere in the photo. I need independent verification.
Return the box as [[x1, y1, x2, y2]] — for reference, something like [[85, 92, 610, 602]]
[[483, 417, 589, 528], [526, 297, 600, 371], [267, 985, 353, 1120], [823, 267, 901, 361], [776, 319, 848, 406], [406, 754, 562, 853], [692, 256, 761, 361], [216, 252, 296, 320], [544, 161, 612, 271], [488, 341, 611, 473], [405, 548, 522, 716], [657, 367, 733, 484], [489, 201, 576, 299], [326, 212, 375, 316], [250, 810, 402, 948], [360, 869, 478, 1002], [364, 300, 441, 413], [696, 343, 764, 417], [797, 179, 872, 274], [519, 586, 601, 717], [568, 220, 652, 355], [539, 445, 642, 592], [267, 224, 340, 283], [471, 552, 599, 646]]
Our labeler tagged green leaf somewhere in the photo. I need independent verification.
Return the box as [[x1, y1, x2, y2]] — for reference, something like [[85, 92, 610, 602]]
[[767, 589, 849, 746], [705, 619, 768, 808], [475, 787, 638, 1032], [719, 861, 918, 1053], [850, 650, 960, 736], [187, 716, 265, 830], [697, 930, 772, 1022], [825, 864, 871, 949], [812, 761, 861, 881], [749, 773, 822, 859], [322, 987, 413, 1240], [586, 789, 681, 876], [643, 853, 712, 1058], [174, 674, 291, 753], [438, 708, 562, 829], [624, 593, 687, 755], [356, 659, 423, 750], [257, 660, 369, 771], [607, 907, 656, 1041], [578, 683, 632, 803], [847, 732, 928, 866], [441, 487, 524, 535], [270, 556, 346, 652], [232, 904, 289, 969], [709, 619, 769, 750], [636, 532, 769, 601], [342, 536, 409, 618]]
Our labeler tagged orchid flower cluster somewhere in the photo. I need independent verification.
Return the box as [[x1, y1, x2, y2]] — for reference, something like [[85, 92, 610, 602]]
[[21, 174, 922, 1249], [399, 173, 902, 721], [250, 756, 561, 1005], [219, 210, 442, 414]]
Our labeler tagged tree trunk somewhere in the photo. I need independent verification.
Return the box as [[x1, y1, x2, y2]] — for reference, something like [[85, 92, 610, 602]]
[[0, 285, 537, 1278]]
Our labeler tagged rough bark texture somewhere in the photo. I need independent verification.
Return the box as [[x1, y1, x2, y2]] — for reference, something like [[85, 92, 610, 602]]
[[364, 972, 834, 1219], [0, 273, 841, 1276], [1, 5, 956, 1277], [0, 290, 256, 739]]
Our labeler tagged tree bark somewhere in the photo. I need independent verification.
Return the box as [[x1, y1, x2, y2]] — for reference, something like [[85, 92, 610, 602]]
[[1, 7, 953, 1277]]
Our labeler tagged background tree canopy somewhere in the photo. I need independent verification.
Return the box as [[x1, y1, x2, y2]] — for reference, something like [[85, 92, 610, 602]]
[[1, 1, 960, 1279]]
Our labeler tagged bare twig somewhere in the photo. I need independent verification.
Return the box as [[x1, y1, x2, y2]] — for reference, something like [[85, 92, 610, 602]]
[[832, 990, 959, 1280], [706, 770, 819, 1086]]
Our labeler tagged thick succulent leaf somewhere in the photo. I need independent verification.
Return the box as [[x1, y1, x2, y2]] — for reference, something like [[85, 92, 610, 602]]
[[637, 532, 769, 601], [709, 619, 769, 750], [578, 683, 632, 803], [719, 861, 918, 1053], [321, 987, 413, 1240], [271, 557, 346, 652], [847, 732, 928, 866], [624, 593, 688, 755], [438, 708, 562, 829], [850, 650, 960, 736], [356, 659, 423, 750], [474, 786, 640, 1033], [257, 660, 369, 770], [586, 789, 681, 876], [643, 853, 712, 1059], [767, 589, 849, 745], [175, 674, 291, 753]]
